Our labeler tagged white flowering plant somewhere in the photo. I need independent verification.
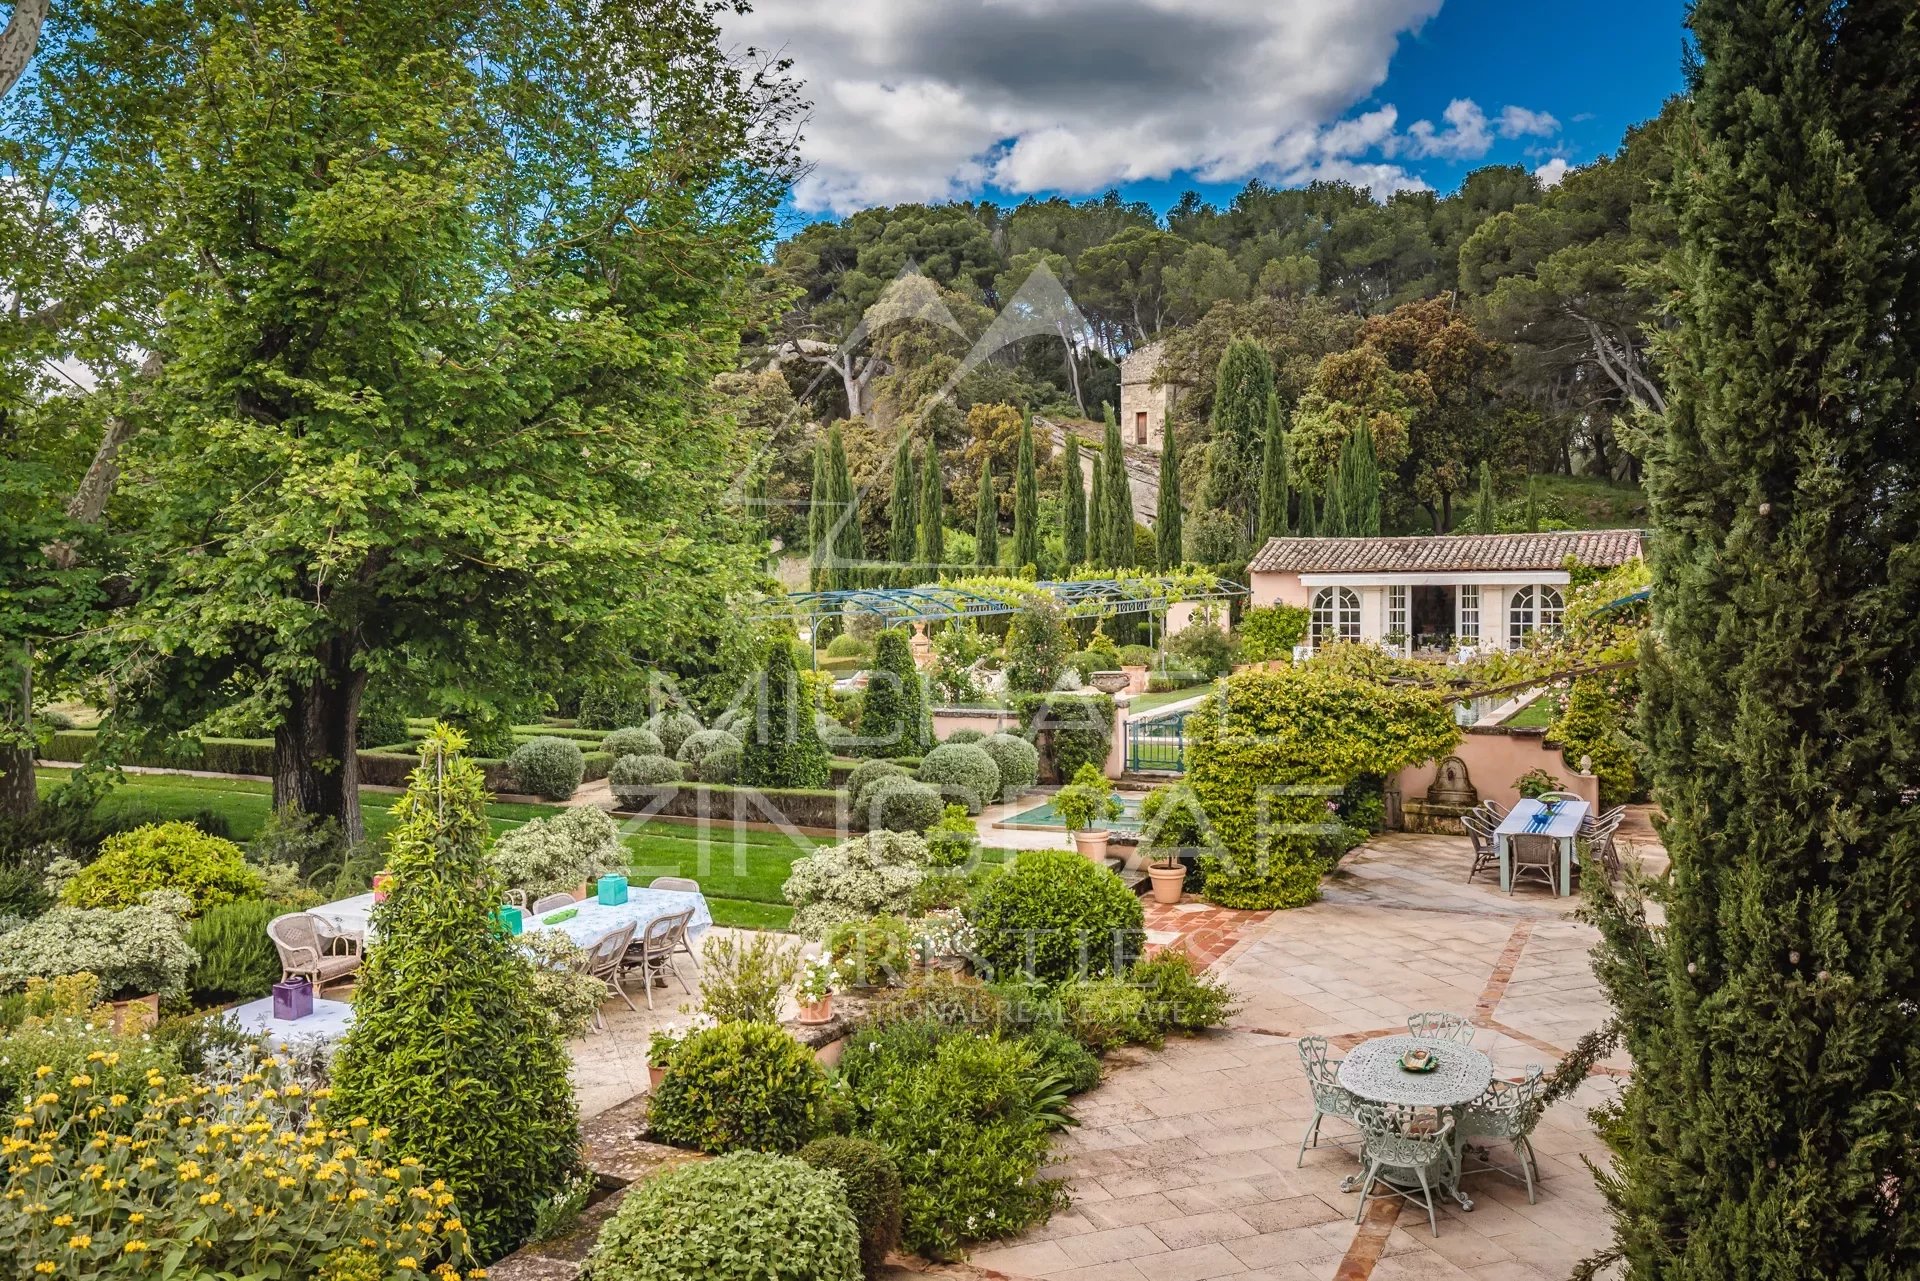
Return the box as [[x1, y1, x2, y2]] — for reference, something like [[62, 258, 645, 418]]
[[0, 897, 196, 1001], [486, 808, 627, 900], [912, 910, 977, 961], [647, 1014, 716, 1068], [794, 956, 840, 1005], [781, 830, 934, 939]]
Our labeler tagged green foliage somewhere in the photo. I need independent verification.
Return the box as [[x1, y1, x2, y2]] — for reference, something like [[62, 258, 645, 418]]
[[783, 830, 931, 938], [742, 639, 834, 790], [1061, 435, 1088, 568], [978, 732, 1040, 800], [600, 726, 664, 759], [586, 1151, 860, 1281], [328, 728, 580, 1260], [0, 975, 180, 1115], [1185, 507, 1247, 567], [1156, 419, 1184, 569], [520, 931, 611, 1041], [1167, 622, 1234, 678], [487, 806, 626, 900], [824, 915, 916, 989], [1004, 596, 1071, 693], [0, 900, 197, 1001], [1186, 665, 1458, 909], [858, 776, 944, 835], [1052, 763, 1123, 834], [578, 683, 651, 733], [1011, 691, 1115, 781], [1255, 397, 1290, 540], [825, 633, 871, 660], [1054, 976, 1156, 1052], [1087, 433, 1108, 565], [608, 753, 683, 803], [1513, 768, 1564, 799], [846, 758, 908, 808], [1201, 339, 1276, 523], [1234, 605, 1311, 663], [61, 821, 260, 915], [645, 710, 706, 758], [798, 1136, 905, 1279], [886, 430, 919, 579], [1548, 676, 1640, 807], [187, 898, 295, 1006], [972, 470, 999, 569], [1473, 459, 1497, 533], [1118, 644, 1155, 667], [925, 804, 981, 869], [1021, 1025, 1103, 1093], [858, 631, 930, 757], [1098, 413, 1134, 568], [696, 931, 802, 1024], [1336, 426, 1382, 535], [942, 727, 985, 744], [967, 848, 1144, 982], [649, 1021, 831, 1154], [916, 437, 945, 579], [677, 728, 744, 783], [1138, 781, 1214, 852], [1012, 415, 1041, 573], [509, 736, 587, 800], [1129, 950, 1240, 1034], [915, 742, 1001, 815]]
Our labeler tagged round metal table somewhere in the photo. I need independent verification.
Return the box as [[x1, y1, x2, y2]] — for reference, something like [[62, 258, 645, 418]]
[[1335, 1034, 1493, 1209]]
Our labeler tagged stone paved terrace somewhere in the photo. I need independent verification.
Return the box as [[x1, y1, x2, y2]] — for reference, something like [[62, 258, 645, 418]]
[[966, 824, 1664, 1281]]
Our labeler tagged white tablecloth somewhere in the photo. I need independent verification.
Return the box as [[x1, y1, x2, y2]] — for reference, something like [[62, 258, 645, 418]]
[[229, 995, 355, 1044], [1494, 798, 1591, 895], [306, 887, 712, 949]]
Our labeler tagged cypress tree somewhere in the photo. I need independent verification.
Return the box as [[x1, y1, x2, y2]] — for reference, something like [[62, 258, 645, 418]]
[[1256, 400, 1290, 541], [1586, 4, 1920, 1273], [1012, 414, 1041, 575], [1061, 435, 1087, 568], [885, 431, 917, 583], [972, 470, 999, 569], [1523, 476, 1540, 533], [1472, 460, 1496, 535], [1087, 441, 1108, 566], [807, 440, 829, 589], [915, 437, 943, 581], [1101, 412, 1134, 568], [745, 467, 770, 569], [1320, 470, 1344, 538], [1201, 339, 1275, 525], [1155, 421, 1183, 570], [828, 424, 862, 586], [861, 629, 930, 757], [1301, 485, 1318, 537], [1337, 428, 1381, 536], [740, 637, 830, 788]]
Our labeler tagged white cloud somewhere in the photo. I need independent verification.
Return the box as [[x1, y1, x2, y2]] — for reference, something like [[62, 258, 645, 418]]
[[1497, 105, 1560, 138], [724, 0, 1447, 213], [1533, 157, 1570, 187], [1399, 98, 1493, 160]]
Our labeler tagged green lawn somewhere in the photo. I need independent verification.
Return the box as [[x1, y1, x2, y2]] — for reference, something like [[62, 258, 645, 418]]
[[1127, 683, 1216, 717], [1502, 696, 1561, 729]]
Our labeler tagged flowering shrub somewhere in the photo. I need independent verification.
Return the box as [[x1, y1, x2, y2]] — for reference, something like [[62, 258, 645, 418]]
[[1515, 767, 1566, 799], [0, 898, 197, 1000], [519, 932, 611, 1041], [0, 974, 177, 1114], [911, 910, 977, 963], [0, 1057, 476, 1279], [794, 956, 841, 1004], [648, 1022, 830, 1154], [782, 831, 932, 938], [1233, 604, 1311, 662], [59, 821, 260, 915], [825, 915, 916, 988], [507, 736, 587, 800], [486, 807, 626, 900]]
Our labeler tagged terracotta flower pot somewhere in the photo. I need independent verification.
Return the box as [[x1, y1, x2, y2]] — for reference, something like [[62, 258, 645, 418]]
[[1146, 862, 1188, 905], [647, 1064, 668, 1091], [1121, 664, 1149, 694], [1073, 829, 1111, 862], [798, 996, 834, 1025]]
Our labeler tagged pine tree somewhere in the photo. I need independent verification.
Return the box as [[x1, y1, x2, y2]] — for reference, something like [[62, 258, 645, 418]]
[[1012, 413, 1041, 575], [740, 637, 830, 789], [1155, 421, 1183, 570], [885, 431, 917, 584], [1087, 438, 1108, 566], [828, 424, 862, 587], [807, 440, 829, 589], [1100, 413, 1134, 568], [1200, 339, 1275, 526], [1472, 460, 1496, 534], [1337, 428, 1381, 536], [1586, 5, 1920, 1273], [1061, 435, 1087, 568], [1256, 398, 1290, 541], [1524, 476, 1540, 533], [915, 437, 943, 581], [973, 469, 999, 569]]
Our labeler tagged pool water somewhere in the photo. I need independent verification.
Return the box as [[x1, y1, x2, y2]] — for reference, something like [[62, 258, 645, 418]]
[[999, 795, 1146, 833]]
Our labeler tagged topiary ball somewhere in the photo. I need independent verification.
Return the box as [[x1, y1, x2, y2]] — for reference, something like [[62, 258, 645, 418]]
[[677, 729, 744, 783], [60, 821, 260, 915], [648, 1021, 831, 1154], [507, 736, 586, 800], [586, 1151, 861, 1281], [857, 776, 944, 833], [846, 758, 908, 809], [601, 726, 664, 759], [797, 1136, 904, 1277], [979, 733, 1040, 800], [941, 728, 986, 745], [967, 849, 1145, 982], [914, 742, 1001, 815], [644, 710, 705, 758], [609, 753, 683, 808], [695, 742, 742, 785]]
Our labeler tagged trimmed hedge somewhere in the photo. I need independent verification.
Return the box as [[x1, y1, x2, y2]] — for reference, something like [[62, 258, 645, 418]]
[[857, 776, 943, 833], [508, 736, 586, 800], [798, 1137, 904, 1278], [979, 733, 1040, 800], [846, 758, 907, 809], [1010, 692, 1115, 783], [601, 727, 665, 759], [612, 783, 845, 829], [967, 849, 1145, 982], [649, 1021, 831, 1154]]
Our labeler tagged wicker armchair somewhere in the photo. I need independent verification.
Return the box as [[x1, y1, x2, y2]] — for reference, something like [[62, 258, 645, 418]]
[[1460, 808, 1500, 883], [1508, 833, 1560, 894], [621, 909, 695, 1010], [1295, 1034, 1360, 1166], [1353, 1104, 1457, 1237], [582, 921, 638, 1030], [648, 876, 700, 893], [531, 892, 577, 915], [267, 913, 361, 993]]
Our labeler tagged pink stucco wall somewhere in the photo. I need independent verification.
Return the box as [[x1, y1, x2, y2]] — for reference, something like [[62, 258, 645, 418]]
[[1396, 728, 1600, 814], [1249, 571, 1311, 608]]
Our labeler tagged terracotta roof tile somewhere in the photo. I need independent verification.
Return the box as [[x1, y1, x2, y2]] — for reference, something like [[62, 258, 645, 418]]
[[1247, 530, 1644, 575]]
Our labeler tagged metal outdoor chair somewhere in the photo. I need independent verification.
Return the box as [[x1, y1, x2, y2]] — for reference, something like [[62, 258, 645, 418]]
[[502, 888, 527, 909], [1406, 1011, 1474, 1043], [583, 921, 639, 1030], [622, 909, 695, 1010], [1295, 1034, 1361, 1166], [267, 912, 362, 993], [1476, 799, 1510, 821], [648, 876, 700, 893], [1459, 1065, 1546, 1202], [1460, 809, 1500, 883], [1534, 791, 1583, 805], [1508, 833, 1560, 894], [532, 892, 577, 915], [1353, 1104, 1457, 1237]]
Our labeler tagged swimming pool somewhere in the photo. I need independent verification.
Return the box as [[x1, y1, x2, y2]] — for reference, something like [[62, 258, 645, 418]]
[[997, 795, 1146, 833]]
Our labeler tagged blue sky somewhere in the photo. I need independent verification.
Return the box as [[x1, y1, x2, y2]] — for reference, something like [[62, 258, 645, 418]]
[[730, 0, 1691, 223]]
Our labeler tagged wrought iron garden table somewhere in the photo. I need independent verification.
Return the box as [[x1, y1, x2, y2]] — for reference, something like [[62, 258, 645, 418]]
[[1336, 1033, 1494, 1209]]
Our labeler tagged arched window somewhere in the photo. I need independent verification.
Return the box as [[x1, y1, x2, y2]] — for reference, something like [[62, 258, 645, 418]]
[[1508, 585, 1566, 646], [1310, 587, 1361, 647]]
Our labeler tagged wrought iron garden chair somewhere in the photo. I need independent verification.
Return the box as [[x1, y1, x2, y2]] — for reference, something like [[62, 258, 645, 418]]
[[1460, 808, 1500, 882], [531, 892, 577, 915], [1406, 1011, 1474, 1043], [1352, 1104, 1457, 1237], [1295, 1034, 1360, 1166], [1459, 1064, 1546, 1202]]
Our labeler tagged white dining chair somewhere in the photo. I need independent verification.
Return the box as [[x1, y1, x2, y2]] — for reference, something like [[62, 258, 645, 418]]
[[532, 892, 577, 915], [649, 876, 700, 893]]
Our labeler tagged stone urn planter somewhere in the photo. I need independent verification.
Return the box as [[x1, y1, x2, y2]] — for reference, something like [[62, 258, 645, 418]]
[[1072, 829, 1112, 862], [1122, 664, 1149, 694], [1090, 670, 1131, 694], [1145, 860, 1188, 905]]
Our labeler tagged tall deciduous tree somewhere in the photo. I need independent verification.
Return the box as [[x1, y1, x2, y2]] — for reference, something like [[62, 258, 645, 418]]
[[885, 430, 918, 582], [1011, 413, 1041, 574], [1061, 434, 1088, 568], [27, 0, 797, 840], [1588, 3, 1920, 1273], [915, 437, 943, 580], [1155, 421, 1183, 570], [1255, 395, 1290, 541], [1100, 412, 1134, 568], [973, 470, 999, 569]]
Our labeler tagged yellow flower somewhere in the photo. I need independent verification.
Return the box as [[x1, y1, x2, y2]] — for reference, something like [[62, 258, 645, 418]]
[[34, 1065, 51, 1079], [128, 1212, 144, 1224], [398, 1259, 419, 1271], [67, 1234, 92, 1249], [123, 1240, 149, 1254], [50, 1214, 73, 1227], [33, 1262, 55, 1274], [109, 1094, 128, 1107], [197, 1191, 221, 1206]]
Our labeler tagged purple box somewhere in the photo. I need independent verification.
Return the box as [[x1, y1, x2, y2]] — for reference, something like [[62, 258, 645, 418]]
[[272, 978, 314, 1021]]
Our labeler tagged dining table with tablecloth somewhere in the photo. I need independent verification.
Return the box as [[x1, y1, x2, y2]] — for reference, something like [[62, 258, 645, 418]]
[[1494, 798, 1591, 895], [306, 886, 713, 951]]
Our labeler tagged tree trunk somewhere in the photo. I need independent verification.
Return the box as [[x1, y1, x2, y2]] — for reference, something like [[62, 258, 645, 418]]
[[0, 645, 33, 821], [0, 0, 49, 101], [272, 641, 367, 842]]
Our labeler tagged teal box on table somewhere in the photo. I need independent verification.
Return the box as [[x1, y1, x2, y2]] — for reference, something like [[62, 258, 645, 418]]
[[491, 905, 524, 936], [596, 875, 630, 906]]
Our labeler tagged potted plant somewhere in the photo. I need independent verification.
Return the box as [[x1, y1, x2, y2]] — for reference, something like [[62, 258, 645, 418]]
[[646, 1016, 713, 1090], [1055, 763, 1124, 862], [794, 956, 840, 1024], [1138, 782, 1211, 904]]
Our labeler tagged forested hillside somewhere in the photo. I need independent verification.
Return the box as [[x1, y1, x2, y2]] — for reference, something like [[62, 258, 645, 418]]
[[745, 99, 1679, 552]]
